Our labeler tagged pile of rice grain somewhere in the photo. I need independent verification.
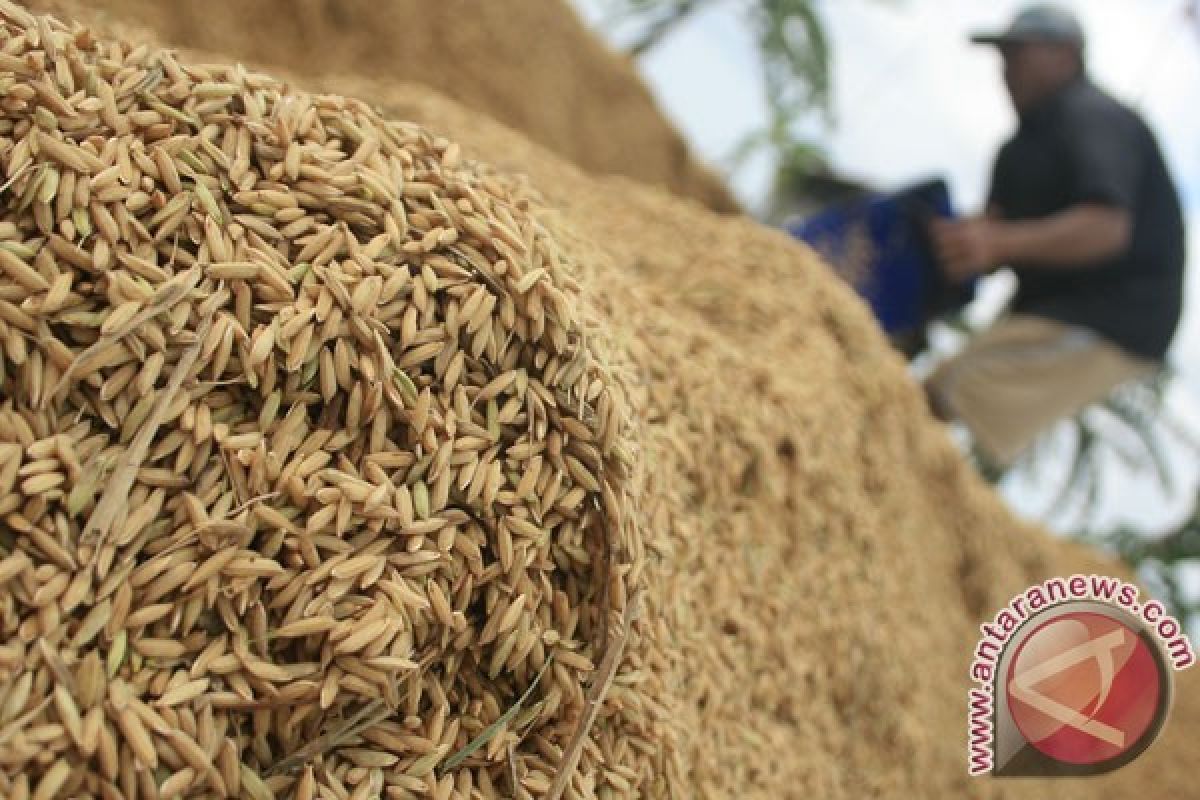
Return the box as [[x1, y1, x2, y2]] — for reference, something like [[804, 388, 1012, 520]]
[[0, 6, 668, 799], [24, 0, 741, 214]]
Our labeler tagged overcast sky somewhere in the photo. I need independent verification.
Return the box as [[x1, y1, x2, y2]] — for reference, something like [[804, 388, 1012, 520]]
[[574, 0, 1200, 544]]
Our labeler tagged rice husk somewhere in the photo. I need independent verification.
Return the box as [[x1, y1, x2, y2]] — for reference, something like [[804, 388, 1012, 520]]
[[23, 0, 740, 214], [1, 5, 1198, 800], [0, 6, 659, 797]]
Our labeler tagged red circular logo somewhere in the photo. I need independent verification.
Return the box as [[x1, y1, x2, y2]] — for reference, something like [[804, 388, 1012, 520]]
[[1005, 611, 1164, 765]]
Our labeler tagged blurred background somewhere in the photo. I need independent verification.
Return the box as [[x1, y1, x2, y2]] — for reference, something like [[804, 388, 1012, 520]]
[[573, 0, 1200, 624]]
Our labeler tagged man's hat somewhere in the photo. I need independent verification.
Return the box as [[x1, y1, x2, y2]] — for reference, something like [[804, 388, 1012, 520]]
[[970, 4, 1085, 47]]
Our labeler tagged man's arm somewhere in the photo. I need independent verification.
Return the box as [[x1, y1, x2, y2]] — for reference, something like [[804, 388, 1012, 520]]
[[930, 204, 1132, 282], [992, 205, 1132, 265]]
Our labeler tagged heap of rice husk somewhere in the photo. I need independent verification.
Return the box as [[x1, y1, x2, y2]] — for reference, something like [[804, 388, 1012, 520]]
[[1, 5, 1197, 800], [23, 0, 740, 214], [0, 7, 667, 798]]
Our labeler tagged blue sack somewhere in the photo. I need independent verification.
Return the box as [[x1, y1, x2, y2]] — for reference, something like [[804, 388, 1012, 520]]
[[787, 179, 975, 349]]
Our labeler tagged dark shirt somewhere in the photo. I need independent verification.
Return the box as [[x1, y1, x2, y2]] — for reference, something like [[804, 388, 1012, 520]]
[[987, 76, 1185, 360]]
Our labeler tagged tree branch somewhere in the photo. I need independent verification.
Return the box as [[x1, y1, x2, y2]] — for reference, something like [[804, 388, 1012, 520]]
[[627, 0, 718, 56]]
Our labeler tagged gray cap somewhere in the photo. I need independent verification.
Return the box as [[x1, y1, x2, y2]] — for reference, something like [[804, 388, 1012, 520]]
[[970, 4, 1085, 47]]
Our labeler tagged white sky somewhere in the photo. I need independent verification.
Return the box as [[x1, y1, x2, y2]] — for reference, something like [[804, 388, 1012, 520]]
[[574, 0, 1200, 537]]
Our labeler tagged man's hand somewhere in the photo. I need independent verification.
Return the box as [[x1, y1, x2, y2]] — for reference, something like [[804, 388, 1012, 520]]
[[929, 216, 1004, 283]]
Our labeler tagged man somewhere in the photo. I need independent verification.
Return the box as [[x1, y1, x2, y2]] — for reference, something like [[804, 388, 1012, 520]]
[[927, 4, 1186, 467]]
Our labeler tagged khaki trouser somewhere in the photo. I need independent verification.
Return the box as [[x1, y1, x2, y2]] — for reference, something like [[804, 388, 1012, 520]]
[[926, 314, 1158, 466]]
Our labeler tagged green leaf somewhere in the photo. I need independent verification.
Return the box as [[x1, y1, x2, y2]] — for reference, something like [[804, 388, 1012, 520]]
[[440, 655, 554, 773]]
